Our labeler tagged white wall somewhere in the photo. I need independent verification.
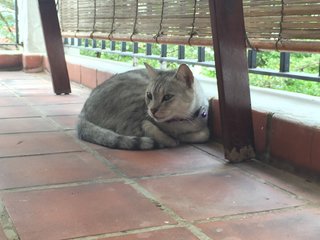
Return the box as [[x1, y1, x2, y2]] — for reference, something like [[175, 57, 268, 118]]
[[17, 0, 45, 53]]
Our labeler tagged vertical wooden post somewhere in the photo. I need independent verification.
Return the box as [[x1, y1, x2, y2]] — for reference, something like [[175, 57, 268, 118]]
[[38, 0, 71, 95], [208, 0, 255, 162]]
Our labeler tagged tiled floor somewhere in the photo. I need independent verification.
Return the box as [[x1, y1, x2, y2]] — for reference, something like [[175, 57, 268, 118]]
[[0, 71, 320, 240]]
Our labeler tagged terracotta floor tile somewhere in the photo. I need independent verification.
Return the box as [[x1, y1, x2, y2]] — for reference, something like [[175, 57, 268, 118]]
[[139, 170, 303, 221], [2, 79, 51, 87], [238, 161, 320, 204], [0, 96, 25, 106], [68, 130, 105, 150], [197, 207, 320, 240], [22, 94, 86, 105], [70, 84, 91, 96], [1, 183, 174, 240], [0, 105, 41, 118], [0, 152, 116, 189], [98, 145, 224, 177], [0, 71, 39, 80], [0, 132, 83, 157], [0, 117, 58, 134], [6, 83, 51, 90], [101, 227, 198, 240], [192, 142, 225, 159], [13, 89, 55, 96], [35, 103, 83, 116], [50, 115, 78, 129]]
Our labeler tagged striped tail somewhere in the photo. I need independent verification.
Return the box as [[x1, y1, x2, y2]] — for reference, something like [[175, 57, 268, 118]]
[[77, 118, 158, 150]]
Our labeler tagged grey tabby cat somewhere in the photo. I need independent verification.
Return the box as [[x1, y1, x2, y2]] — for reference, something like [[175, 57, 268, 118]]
[[77, 63, 210, 149]]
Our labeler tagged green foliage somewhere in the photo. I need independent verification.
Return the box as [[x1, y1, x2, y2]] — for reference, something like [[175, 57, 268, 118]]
[[248, 51, 320, 96], [79, 40, 319, 97], [0, 0, 16, 44], [249, 74, 320, 96], [290, 53, 319, 74]]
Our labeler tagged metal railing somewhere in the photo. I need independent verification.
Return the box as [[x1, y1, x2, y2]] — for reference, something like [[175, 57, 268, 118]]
[[63, 38, 320, 83]]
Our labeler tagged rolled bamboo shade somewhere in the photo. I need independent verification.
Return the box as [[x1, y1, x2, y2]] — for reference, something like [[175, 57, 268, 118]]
[[60, 0, 320, 52]]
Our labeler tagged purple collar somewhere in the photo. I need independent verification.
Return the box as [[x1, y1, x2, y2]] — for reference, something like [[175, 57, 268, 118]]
[[165, 106, 207, 123]]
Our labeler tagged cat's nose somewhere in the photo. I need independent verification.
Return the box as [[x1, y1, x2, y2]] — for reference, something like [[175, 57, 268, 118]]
[[150, 108, 158, 115]]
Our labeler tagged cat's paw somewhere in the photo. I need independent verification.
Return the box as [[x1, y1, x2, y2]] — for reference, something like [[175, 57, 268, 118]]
[[140, 137, 158, 149], [164, 138, 180, 148]]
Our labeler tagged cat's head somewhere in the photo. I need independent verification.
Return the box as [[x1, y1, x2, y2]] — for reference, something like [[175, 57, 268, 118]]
[[144, 63, 195, 122]]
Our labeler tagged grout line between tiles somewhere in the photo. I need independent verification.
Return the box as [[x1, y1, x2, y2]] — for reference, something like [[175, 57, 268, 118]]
[[0, 178, 124, 194], [66, 133, 213, 240], [3, 73, 319, 240], [131, 166, 236, 181], [0, 150, 86, 160], [235, 160, 317, 204], [126, 179, 212, 240], [63, 124, 320, 240], [194, 204, 313, 225], [65, 225, 179, 240], [0, 129, 60, 135], [191, 144, 227, 163]]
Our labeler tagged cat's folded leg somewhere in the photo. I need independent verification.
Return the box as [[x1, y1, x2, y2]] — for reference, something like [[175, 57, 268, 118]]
[[142, 120, 179, 148], [178, 128, 210, 143]]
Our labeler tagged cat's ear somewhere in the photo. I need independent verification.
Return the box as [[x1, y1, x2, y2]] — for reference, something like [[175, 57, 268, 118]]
[[144, 63, 158, 79], [176, 64, 194, 88]]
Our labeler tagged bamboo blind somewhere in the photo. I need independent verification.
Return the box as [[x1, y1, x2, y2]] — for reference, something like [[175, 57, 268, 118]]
[[60, 0, 320, 52]]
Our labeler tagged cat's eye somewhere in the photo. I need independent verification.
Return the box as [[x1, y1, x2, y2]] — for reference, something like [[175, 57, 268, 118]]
[[162, 94, 174, 102], [146, 92, 153, 100]]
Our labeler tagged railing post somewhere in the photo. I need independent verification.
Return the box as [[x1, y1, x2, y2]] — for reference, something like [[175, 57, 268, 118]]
[[84, 39, 89, 47], [146, 43, 152, 55], [161, 44, 167, 57], [160, 44, 167, 69], [178, 45, 185, 59], [101, 40, 106, 49], [133, 42, 139, 66], [92, 39, 97, 48], [208, 0, 255, 162], [198, 46, 205, 62], [38, 0, 71, 95], [280, 52, 290, 72], [110, 41, 116, 51], [133, 42, 139, 54], [248, 50, 257, 69], [121, 42, 127, 52]]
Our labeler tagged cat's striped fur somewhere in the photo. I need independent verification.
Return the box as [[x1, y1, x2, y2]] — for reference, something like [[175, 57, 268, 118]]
[[77, 64, 210, 150]]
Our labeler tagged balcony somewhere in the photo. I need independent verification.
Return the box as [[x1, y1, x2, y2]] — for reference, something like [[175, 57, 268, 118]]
[[1, 0, 320, 239], [0, 70, 320, 240]]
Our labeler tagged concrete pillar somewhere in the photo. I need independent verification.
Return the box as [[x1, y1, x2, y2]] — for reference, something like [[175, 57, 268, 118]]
[[18, 0, 45, 53], [17, 0, 45, 72]]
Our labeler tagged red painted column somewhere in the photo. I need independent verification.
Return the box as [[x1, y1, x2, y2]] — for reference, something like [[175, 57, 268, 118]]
[[38, 0, 71, 95], [208, 0, 255, 162]]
